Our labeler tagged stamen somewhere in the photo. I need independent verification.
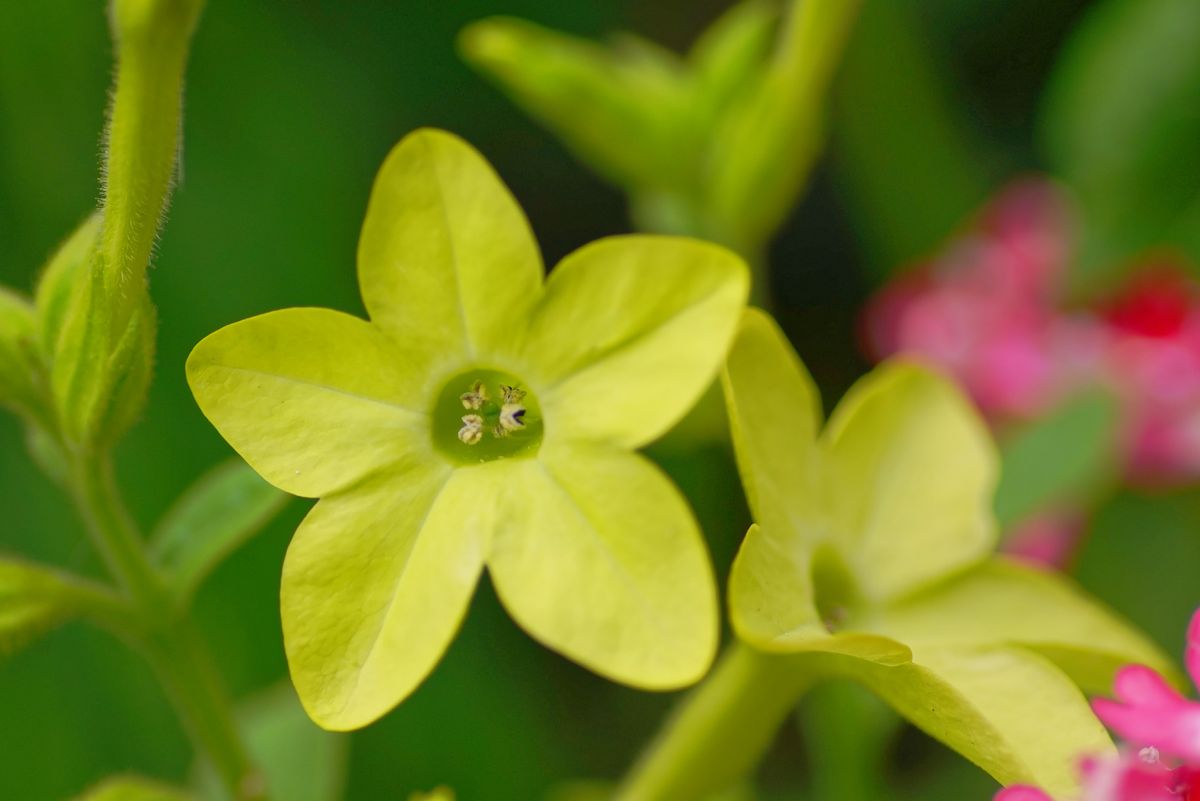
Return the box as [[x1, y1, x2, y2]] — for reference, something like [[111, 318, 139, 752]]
[[500, 385, 526, 404], [460, 381, 488, 410], [499, 402, 526, 433], [458, 414, 484, 445], [1138, 746, 1160, 765]]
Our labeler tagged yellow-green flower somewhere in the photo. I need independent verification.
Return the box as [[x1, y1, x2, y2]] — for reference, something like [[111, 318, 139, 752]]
[[722, 309, 1174, 796], [187, 129, 747, 730]]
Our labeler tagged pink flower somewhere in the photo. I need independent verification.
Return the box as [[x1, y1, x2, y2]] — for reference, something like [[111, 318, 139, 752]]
[[1092, 611, 1200, 764], [994, 610, 1200, 801]]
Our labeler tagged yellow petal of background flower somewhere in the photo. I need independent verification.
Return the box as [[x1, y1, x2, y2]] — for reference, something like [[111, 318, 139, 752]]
[[721, 309, 823, 548], [187, 307, 425, 498], [812, 644, 1114, 798], [281, 460, 491, 731], [487, 443, 718, 688], [527, 235, 747, 449], [357, 128, 543, 362], [866, 557, 1178, 693], [821, 362, 999, 601]]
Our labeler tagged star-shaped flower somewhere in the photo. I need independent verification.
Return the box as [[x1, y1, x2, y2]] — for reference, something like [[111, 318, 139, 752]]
[[722, 309, 1174, 796], [187, 129, 748, 730]]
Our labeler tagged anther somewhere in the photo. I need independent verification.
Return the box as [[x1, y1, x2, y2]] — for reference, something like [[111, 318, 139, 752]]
[[460, 381, 488, 410], [458, 414, 484, 445]]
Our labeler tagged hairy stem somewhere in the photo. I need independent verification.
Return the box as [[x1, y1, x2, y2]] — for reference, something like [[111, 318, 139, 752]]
[[613, 643, 812, 801], [70, 453, 265, 801], [102, 0, 205, 333]]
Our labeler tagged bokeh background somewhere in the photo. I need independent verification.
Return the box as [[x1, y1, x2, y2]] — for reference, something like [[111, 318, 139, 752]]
[[1, 1, 1197, 799]]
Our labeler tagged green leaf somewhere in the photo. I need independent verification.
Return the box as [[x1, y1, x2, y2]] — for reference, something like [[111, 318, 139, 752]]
[[195, 683, 347, 801], [408, 790, 455, 801], [870, 557, 1176, 694], [832, 0, 995, 273], [813, 645, 1114, 798], [0, 286, 43, 424], [993, 390, 1120, 530], [704, 0, 862, 250], [688, 1, 777, 131], [0, 556, 126, 657], [488, 443, 719, 691], [74, 776, 193, 801], [34, 213, 101, 359], [1040, 0, 1200, 273], [150, 459, 289, 602], [459, 18, 691, 193]]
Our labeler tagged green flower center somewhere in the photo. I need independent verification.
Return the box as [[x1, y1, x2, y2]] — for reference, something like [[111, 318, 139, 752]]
[[811, 544, 861, 633], [431, 369, 543, 464]]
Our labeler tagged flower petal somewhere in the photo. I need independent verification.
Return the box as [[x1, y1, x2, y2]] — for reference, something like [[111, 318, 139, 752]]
[[720, 308, 823, 544], [487, 443, 718, 688], [1091, 665, 1200, 762], [817, 644, 1115, 798], [187, 308, 425, 497], [281, 460, 489, 730], [867, 557, 1176, 694], [528, 235, 747, 449], [995, 788, 1054, 801], [357, 128, 543, 361], [1187, 608, 1200, 691], [821, 361, 999, 601]]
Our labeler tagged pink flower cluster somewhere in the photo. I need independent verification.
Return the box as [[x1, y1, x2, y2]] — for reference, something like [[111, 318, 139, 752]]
[[996, 609, 1200, 801], [863, 178, 1200, 486]]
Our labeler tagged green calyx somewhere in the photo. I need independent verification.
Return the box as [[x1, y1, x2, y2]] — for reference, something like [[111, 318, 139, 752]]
[[431, 368, 543, 464]]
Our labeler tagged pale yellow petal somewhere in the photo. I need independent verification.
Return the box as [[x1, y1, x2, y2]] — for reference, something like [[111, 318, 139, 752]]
[[487, 443, 718, 688], [187, 308, 426, 497]]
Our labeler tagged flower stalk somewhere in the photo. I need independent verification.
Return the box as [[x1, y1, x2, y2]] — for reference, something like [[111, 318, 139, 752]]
[[102, 0, 205, 333], [614, 643, 812, 801], [69, 451, 265, 801]]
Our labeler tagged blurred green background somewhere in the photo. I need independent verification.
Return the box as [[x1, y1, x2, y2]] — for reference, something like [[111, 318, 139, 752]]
[[1, 1, 1197, 800]]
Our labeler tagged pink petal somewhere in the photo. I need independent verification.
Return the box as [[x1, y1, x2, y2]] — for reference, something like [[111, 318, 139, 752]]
[[1112, 665, 1184, 708], [1186, 608, 1200, 692], [995, 787, 1055, 801]]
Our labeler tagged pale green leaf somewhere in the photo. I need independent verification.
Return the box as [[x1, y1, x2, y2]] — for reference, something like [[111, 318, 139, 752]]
[[705, 0, 862, 249], [35, 212, 101, 359], [688, 1, 776, 125], [459, 18, 691, 193], [187, 307, 426, 498], [720, 308, 822, 541], [195, 683, 347, 801], [0, 286, 42, 423], [0, 556, 126, 657], [488, 442, 718, 689], [356, 128, 542, 362], [408, 789, 455, 801], [527, 235, 747, 449], [281, 459, 487, 730], [151, 459, 289, 602], [814, 644, 1114, 797], [870, 557, 1176, 693], [994, 390, 1119, 529], [74, 776, 193, 801], [822, 361, 999, 601]]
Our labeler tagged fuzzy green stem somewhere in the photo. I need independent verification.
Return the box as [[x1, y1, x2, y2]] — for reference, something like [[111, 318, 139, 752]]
[[101, 0, 205, 332], [70, 453, 265, 801], [613, 643, 812, 801]]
